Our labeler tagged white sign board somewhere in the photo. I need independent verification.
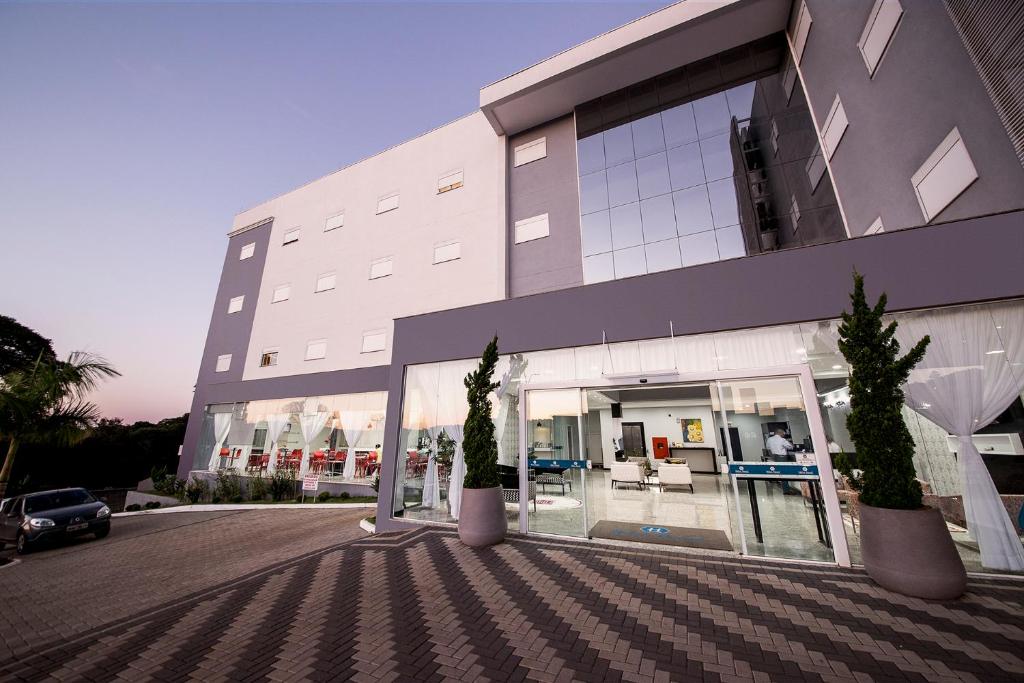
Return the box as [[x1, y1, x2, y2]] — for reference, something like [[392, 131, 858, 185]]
[[302, 474, 319, 492]]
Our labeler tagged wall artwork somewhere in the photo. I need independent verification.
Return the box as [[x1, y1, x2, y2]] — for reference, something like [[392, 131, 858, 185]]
[[682, 418, 705, 444]]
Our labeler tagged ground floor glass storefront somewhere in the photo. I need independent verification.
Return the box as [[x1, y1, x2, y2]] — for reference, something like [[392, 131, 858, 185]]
[[193, 391, 387, 482], [392, 300, 1024, 573]]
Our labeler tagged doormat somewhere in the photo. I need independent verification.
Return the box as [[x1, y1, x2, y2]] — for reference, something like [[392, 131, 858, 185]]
[[589, 520, 733, 551]]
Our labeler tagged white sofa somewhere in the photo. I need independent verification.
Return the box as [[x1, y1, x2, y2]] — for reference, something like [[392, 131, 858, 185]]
[[610, 461, 645, 489], [658, 463, 694, 492]]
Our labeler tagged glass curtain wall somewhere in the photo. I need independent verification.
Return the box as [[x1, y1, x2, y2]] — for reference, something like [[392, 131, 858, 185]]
[[575, 35, 845, 284], [392, 300, 1024, 573], [193, 391, 387, 482]]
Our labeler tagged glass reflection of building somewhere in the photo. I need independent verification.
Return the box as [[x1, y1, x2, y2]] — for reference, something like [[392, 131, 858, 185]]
[[575, 35, 845, 284]]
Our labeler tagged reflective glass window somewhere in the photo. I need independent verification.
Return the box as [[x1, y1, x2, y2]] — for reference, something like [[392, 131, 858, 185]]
[[613, 245, 647, 278], [644, 238, 682, 273], [603, 124, 634, 167], [583, 253, 615, 283], [639, 194, 677, 243], [581, 211, 612, 256], [631, 114, 666, 158], [577, 134, 606, 175], [673, 186, 714, 235], [609, 203, 644, 250], [667, 143, 706, 191], [679, 230, 720, 266], [579, 171, 609, 214], [606, 162, 639, 207], [635, 152, 672, 200]]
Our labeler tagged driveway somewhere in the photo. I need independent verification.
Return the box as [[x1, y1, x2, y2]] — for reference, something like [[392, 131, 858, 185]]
[[1, 514, 1023, 681]]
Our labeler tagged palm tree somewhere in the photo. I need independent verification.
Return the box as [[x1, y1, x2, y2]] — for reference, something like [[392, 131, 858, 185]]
[[0, 351, 120, 498]]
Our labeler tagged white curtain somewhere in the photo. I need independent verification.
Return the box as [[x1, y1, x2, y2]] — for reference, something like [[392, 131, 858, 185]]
[[494, 354, 527, 467], [420, 425, 443, 509], [298, 404, 330, 479], [895, 302, 1024, 571], [445, 424, 466, 520], [263, 413, 290, 474], [341, 412, 369, 479], [207, 413, 232, 470]]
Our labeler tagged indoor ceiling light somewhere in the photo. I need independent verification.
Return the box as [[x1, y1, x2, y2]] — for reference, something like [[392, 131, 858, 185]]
[[832, 364, 843, 370], [985, 349, 1005, 355]]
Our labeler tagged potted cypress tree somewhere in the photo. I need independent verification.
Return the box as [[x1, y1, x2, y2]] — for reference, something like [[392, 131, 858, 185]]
[[838, 272, 966, 599], [458, 336, 507, 547]]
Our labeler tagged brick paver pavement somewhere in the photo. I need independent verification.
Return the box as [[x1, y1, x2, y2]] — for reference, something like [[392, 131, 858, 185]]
[[1, 518, 1023, 682]]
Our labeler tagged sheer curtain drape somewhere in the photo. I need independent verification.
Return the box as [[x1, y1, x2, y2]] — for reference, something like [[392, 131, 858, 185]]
[[421, 425, 442, 509], [208, 413, 232, 470], [298, 399, 330, 479], [263, 413, 290, 474], [437, 361, 473, 521], [895, 303, 1024, 571]]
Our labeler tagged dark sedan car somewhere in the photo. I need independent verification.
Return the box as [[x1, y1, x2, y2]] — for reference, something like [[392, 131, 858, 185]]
[[0, 488, 111, 554]]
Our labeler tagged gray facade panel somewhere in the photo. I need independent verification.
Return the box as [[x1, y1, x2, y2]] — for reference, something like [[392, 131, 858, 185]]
[[176, 222, 273, 478], [798, 0, 1024, 235], [507, 115, 585, 297], [203, 364, 389, 405], [376, 209, 1024, 529]]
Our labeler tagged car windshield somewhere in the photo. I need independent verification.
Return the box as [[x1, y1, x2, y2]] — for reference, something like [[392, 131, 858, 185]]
[[24, 490, 95, 514]]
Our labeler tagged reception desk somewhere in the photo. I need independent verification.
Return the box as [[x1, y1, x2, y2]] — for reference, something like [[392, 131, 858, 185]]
[[667, 447, 717, 474]]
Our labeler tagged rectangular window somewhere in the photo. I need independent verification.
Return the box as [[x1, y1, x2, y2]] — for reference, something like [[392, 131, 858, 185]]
[[324, 212, 345, 232], [227, 296, 244, 314], [305, 339, 327, 361], [790, 194, 801, 231], [790, 1, 813, 64], [437, 170, 464, 194], [369, 257, 393, 280], [239, 243, 256, 260], [315, 272, 337, 293], [282, 228, 300, 245], [770, 118, 780, 156], [513, 137, 547, 167], [858, 0, 903, 76], [911, 127, 978, 221], [781, 57, 797, 102], [514, 213, 550, 244], [215, 354, 232, 373], [821, 95, 849, 159], [272, 284, 291, 303], [433, 241, 461, 264], [361, 331, 386, 354], [376, 193, 400, 214], [805, 144, 826, 191], [865, 216, 885, 235], [260, 350, 279, 367]]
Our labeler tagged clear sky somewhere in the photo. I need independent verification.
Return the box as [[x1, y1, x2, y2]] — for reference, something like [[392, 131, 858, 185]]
[[0, 0, 661, 423]]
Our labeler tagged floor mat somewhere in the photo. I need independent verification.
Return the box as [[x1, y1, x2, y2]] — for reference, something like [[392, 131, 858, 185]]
[[589, 520, 733, 551]]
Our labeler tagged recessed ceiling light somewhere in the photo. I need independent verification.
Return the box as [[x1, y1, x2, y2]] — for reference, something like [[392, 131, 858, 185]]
[[985, 349, 1005, 355], [832, 365, 843, 370]]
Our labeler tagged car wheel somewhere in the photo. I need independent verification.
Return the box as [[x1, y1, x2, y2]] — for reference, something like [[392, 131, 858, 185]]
[[94, 527, 110, 539], [16, 532, 31, 555]]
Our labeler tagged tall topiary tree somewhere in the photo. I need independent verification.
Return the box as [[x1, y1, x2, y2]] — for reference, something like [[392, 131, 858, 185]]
[[462, 336, 500, 489], [837, 272, 929, 509]]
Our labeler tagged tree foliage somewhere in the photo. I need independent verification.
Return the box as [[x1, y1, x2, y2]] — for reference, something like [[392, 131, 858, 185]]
[[0, 314, 55, 376], [837, 272, 929, 509], [462, 336, 501, 489]]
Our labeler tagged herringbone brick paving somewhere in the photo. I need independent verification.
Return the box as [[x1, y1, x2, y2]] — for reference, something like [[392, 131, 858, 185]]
[[1, 514, 1022, 682]]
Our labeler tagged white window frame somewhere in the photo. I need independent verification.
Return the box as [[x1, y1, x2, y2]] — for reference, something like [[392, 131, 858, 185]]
[[361, 330, 387, 354], [259, 349, 279, 368], [858, 0, 904, 77], [324, 212, 345, 232], [805, 144, 826, 192], [239, 243, 256, 260], [513, 137, 547, 167], [305, 339, 327, 361], [821, 95, 849, 159], [790, 1, 813, 64], [272, 284, 291, 303], [314, 272, 337, 293], [911, 127, 979, 222], [864, 216, 885, 235], [376, 193, 400, 214], [433, 240, 461, 264], [369, 257, 393, 280], [282, 227, 300, 245], [437, 170, 464, 194], [215, 354, 232, 373], [514, 213, 550, 244], [227, 296, 244, 314]]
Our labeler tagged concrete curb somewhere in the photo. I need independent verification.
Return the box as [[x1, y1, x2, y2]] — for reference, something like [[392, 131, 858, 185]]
[[114, 502, 377, 517], [359, 517, 376, 534]]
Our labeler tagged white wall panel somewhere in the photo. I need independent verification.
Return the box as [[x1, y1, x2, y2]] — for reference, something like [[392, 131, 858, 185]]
[[911, 127, 979, 221], [858, 0, 903, 76]]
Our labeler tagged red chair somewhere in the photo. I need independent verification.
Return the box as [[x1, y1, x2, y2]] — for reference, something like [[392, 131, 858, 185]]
[[259, 454, 270, 474]]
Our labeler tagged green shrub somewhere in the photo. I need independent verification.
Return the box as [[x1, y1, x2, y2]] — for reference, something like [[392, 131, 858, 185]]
[[248, 474, 268, 501], [150, 465, 169, 491], [185, 477, 207, 504], [125, 503, 142, 512], [144, 501, 161, 509], [317, 491, 332, 502], [268, 469, 296, 502], [214, 471, 242, 503], [339, 491, 351, 500], [231, 495, 244, 504]]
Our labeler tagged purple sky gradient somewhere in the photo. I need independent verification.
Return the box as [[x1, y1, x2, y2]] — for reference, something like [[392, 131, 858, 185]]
[[0, 1, 660, 423]]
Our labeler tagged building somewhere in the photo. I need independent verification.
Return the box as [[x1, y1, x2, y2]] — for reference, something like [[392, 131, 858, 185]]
[[177, 0, 1024, 573]]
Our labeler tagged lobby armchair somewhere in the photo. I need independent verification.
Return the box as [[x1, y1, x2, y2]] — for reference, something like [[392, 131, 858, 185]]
[[610, 461, 645, 490]]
